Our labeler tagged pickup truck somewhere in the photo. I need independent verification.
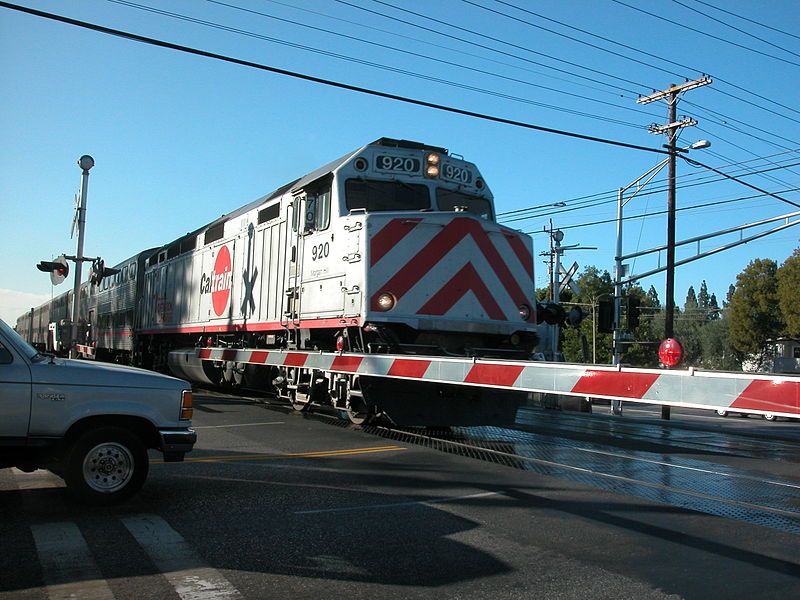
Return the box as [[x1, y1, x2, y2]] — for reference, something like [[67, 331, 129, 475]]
[[0, 318, 196, 504]]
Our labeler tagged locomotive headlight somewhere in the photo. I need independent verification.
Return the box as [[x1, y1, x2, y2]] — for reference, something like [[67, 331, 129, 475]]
[[377, 293, 396, 311], [518, 304, 531, 320], [425, 153, 440, 178]]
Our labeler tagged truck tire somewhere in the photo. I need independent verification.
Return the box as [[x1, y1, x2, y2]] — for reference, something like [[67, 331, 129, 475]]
[[64, 427, 149, 505]]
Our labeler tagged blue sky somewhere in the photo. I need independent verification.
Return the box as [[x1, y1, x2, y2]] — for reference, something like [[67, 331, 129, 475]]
[[1, 0, 798, 323]]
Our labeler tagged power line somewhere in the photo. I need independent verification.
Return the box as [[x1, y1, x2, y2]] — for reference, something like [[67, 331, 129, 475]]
[[671, 0, 800, 60], [690, 0, 800, 43], [345, 0, 652, 93], [189, 0, 663, 121], [485, 0, 703, 78], [611, 0, 800, 68], [499, 158, 800, 222], [464, 0, 688, 80], [683, 99, 800, 146], [257, 0, 635, 101], [0, 1, 670, 154], [525, 187, 800, 233], [484, 0, 800, 122]]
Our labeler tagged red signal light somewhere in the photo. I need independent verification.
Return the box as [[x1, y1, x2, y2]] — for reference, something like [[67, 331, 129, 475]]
[[658, 338, 684, 368]]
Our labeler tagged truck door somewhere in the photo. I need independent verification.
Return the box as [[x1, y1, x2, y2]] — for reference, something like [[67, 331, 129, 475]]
[[0, 335, 32, 438]]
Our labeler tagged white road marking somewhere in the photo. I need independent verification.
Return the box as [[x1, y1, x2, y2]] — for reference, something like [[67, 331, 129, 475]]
[[30, 521, 115, 600], [193, 421, 284, 429], [122, 514, 242, 600], [296, 490, 501, 515]]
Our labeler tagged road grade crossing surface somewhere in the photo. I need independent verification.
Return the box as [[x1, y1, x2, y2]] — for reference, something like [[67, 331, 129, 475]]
[[2, 391, 798, 599]]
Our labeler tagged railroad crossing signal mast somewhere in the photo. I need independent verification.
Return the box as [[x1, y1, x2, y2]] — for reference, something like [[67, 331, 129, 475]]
[[637, 76, 711, 419]]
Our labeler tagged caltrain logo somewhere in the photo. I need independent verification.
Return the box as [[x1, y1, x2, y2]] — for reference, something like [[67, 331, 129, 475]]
[[201, 245, 232, 316]]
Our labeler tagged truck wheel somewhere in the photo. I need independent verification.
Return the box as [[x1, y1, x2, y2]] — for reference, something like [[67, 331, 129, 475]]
[[64, 427, 149, 505]]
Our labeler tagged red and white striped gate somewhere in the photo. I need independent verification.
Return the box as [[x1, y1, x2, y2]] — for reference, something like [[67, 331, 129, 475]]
[[194, 347, 800, 419]]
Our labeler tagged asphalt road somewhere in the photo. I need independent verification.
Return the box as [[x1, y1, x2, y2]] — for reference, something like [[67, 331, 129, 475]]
[[1, 391, 798, 600]]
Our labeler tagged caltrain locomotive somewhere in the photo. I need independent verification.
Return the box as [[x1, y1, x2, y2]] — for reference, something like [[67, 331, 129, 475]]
[[17, 138, 540, 424]]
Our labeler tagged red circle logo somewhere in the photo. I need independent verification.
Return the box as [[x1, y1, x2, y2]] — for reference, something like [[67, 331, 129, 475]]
[[212, 246, 232, 316]]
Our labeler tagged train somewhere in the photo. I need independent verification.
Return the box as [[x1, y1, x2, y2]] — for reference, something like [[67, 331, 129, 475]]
[[17, 138, 542, 425]]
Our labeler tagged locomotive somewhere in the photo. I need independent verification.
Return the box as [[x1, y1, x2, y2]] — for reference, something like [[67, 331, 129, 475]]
[[18, 138, 540, 424]]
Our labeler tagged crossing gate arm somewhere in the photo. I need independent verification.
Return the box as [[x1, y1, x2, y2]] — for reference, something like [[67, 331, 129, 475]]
[[195, 348, 800, 419]]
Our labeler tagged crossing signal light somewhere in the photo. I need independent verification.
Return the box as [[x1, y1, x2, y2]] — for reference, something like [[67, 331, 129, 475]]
[[90, 257, 120, 286], [597, 299, 614, 333], [36, 255, 69, 285], [536, 302, 584, 328], [627, 296, 641, 330]]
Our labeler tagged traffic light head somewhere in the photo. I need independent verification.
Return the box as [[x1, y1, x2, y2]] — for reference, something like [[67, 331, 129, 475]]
[[90, 257, 121, 286], [627, 296, 641, 330], [36, 255, 69, 285]]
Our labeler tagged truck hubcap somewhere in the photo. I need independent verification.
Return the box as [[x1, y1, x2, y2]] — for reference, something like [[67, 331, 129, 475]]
[[83, 442, 134, 493]]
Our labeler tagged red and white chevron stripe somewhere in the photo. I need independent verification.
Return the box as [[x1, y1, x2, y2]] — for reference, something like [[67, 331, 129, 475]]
[[196, 347, 800, 418], [368, 217, 535, 323]]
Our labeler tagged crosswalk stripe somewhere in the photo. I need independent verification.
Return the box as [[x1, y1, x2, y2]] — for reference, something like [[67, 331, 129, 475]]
[[122, 514, 242, 600], [30, 521, 115, 600]]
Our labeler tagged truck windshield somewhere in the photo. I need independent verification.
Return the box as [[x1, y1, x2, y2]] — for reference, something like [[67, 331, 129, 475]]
[[436, 189, 494, 220], [345, 179, 430, 212], [0, 318, 39, 361]]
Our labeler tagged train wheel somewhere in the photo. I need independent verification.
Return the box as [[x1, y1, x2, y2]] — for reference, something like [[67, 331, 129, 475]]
[[291, 368, 312, 413], [345, 376, 373, 425]]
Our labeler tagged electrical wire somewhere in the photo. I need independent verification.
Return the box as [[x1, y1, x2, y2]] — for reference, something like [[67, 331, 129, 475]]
[[193, 0, 664, 121], [0, 2, 670, 154], [610, 0, 800, 68], [672, 0, 800, 59], [102, 0, 648, 128], [691, 0, 800, 43], [482, 0, 800, 123], [258, 0, 639, 101], [498, 158, 800, 222], [463, 0, 689, 80], [345, 0, 653, 93], [524, 187, 800, 233]]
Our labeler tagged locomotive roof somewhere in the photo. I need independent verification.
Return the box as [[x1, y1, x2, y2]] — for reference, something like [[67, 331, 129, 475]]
[[151, 138, 450, 258]]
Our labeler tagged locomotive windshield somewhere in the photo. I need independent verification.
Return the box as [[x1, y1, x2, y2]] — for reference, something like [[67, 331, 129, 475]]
[[345, 179, 430, 212], [436, 189, 493, 220]]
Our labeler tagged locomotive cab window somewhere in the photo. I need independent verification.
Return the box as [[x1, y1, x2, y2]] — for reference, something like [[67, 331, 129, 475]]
[[345, 179, 430, 212], [436, 189, 493, 220], [301, 183, 332, 233]]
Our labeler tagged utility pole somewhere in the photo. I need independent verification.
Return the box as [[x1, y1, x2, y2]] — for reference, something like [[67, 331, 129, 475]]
[[638, 76, 711, 419], [71, 155, 94, 358]]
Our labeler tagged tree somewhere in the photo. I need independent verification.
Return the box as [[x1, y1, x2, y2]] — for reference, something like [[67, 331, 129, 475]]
[[728, 258, 784, 370], [724, 284, 735, 308], [647, 285, 660, 308], [559, 267, 613, 364], [698, 280, 710, 310], [685, 286, 698, 311], [708, 293, 720, 320], [777, 248, 800, 337]]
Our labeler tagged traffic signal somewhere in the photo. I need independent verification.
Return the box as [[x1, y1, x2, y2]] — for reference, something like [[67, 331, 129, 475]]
[[627, 296, 641, 330], [536, 302, 565, 325], [36, 255, 69, 285], [89, 257, 120, 286], [597, 299, 614, 333]]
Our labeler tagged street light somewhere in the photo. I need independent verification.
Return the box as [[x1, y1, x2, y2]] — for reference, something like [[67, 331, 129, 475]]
[[612, 140, 710, 365]]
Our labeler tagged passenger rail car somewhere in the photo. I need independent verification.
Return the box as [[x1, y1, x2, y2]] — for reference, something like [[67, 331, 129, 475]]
[[18, 138, 540, 424]]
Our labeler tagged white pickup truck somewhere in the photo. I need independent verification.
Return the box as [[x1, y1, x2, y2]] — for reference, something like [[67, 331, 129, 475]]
[[0, 318, 196, 504]]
